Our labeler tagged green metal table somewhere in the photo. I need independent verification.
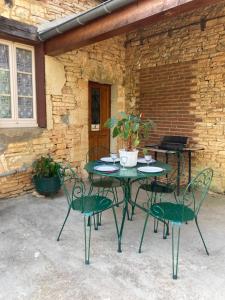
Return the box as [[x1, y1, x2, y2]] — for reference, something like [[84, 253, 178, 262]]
[[85, 160, 172, 252]]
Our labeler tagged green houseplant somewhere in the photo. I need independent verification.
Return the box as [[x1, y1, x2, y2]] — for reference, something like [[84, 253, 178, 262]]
[[105, 112, 153, 167], [32, 155, 61, 196]]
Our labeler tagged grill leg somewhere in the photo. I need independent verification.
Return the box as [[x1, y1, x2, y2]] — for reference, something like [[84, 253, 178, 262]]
[[188, 150, 192, 192], [177, 152, 181, 196]]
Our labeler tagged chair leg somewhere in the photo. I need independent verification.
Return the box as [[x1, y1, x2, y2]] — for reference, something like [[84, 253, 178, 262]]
[[112, 205, 119, 238], [97, 213, 102, 226], [114, 187, 120, 207], [84, 215, 92, 265], [166, 221, 170, 236], [195, 217, 209, 255], [174, 191, 178, 203], [152, 192, 159, 233], [163, 221, 167, 239], [153, 218, 159, 233], [172, 223, 181, 279], [139, 213, 150, 253], [57, 206, 72, 241], [111, 187, 117, 206], [87, 184, 93, 195], [93, 214, 98, 230], [131, 186, 141, 220]]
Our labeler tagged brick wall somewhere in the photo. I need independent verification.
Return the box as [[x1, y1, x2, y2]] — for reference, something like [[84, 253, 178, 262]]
[[140, 61, 199, 144], [125, 1, 225, 192]]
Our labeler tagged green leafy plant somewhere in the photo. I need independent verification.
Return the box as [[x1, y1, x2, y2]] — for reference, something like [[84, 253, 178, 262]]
[[143, 148, 149, 156], [105, 112, 154, 151], [32, 155, 61, 177]]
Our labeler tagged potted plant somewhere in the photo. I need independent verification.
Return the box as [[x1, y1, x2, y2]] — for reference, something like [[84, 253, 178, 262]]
[[32, 155, 61, 196], [105, 112, 153, 167]]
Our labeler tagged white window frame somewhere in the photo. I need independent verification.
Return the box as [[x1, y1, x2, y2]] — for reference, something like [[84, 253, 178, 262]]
[[0, 39, 37, 128]]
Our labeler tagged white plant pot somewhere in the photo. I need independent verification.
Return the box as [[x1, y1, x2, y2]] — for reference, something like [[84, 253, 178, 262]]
[[119, 149, 139, 167]]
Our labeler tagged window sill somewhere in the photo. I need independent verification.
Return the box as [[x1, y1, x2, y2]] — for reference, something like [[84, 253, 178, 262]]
[[0, 121, 38, 128]]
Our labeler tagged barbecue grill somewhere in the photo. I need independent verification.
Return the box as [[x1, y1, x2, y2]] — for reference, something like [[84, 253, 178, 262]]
[[146, 136, 204, 195], [146, 135, 189, 195], [158, 135, 188, 151]]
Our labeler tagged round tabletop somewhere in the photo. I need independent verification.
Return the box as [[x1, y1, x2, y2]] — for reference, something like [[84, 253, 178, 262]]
[[85, 160, 172, 180]]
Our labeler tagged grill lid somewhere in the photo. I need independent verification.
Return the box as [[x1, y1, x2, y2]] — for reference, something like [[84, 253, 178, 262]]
[[159, 135, 188, 151]]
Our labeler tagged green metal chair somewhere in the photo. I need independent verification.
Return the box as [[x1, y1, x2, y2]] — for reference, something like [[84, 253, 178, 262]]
[[138, 168, 213, 279], [57, 165, 119, 264], [131, 154, 185, 237]]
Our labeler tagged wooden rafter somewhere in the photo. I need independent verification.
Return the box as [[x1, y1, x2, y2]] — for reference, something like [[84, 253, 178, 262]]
[[44, 0, 225, 56]]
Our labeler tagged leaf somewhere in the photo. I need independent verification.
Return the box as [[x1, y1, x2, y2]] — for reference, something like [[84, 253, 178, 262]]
[[123, 129, 129, 139], [143, 148, 148, 155], [113, 127, 120, 138], [104, 117, 117, 128], [117, 119, 125, 127], [132, 122, 139, 132], [124, 120, 130, 131], [133, 137, 140, 147], [120, 112, 128, 119]]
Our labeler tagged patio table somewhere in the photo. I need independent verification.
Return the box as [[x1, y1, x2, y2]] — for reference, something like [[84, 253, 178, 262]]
[[85, 160, 172, 252]]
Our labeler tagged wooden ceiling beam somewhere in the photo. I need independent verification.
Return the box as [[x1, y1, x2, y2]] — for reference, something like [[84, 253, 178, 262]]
[[44, 0, 225, 56]]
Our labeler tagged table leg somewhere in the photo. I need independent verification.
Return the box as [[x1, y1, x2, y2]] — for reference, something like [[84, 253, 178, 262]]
[[118, 179, 130, 253]]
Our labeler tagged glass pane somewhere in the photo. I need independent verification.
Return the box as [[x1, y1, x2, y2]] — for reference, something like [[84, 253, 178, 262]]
[[0, 44, 9, 69], [0, 95, 11, 118], [16, 48, 32, 73], [0, 70, 10, 94], [18, 97, 33, 118], [17, 73, 33, 96], [91, 88, 100, 124]]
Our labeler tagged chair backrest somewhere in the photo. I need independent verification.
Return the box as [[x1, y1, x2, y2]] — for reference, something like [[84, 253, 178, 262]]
[[156, 152, 185, 187], [182, 168, 213, 216], [167, 152, 185, 184], [58, 165, 85, 208], [86, 146, 110, 162]]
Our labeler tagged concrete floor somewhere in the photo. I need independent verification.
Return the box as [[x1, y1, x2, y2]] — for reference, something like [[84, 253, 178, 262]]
[[1, 185, 225, 300]]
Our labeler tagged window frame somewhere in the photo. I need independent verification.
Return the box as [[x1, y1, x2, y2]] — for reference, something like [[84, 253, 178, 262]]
[[0, 39, 37, 128]]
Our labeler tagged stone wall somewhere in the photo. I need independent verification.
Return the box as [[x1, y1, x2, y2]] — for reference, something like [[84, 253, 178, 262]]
[[0, 0, 126, 199], [0, 0, 101, 24], [125, 2, 225, 193]]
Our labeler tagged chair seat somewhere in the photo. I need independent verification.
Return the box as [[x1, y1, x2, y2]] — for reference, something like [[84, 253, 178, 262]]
[[91, 178, 122, 188], [72, 195, 113, 215], [150, 202, 195, 223], [140, 181, 175, 193]]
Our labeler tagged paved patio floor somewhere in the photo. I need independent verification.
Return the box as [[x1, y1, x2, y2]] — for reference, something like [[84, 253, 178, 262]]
[[1, 184, 225, 300]]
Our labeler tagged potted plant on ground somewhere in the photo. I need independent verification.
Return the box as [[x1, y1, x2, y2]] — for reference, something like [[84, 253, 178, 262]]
[[32, 155, 61, 196], [105, 112, 153, 167]]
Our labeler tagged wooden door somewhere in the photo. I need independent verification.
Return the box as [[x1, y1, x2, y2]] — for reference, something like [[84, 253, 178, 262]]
[[88, 81, 111, 160]]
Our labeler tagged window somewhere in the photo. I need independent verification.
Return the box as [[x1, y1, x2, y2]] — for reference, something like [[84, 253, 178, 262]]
[[0, 39, 37, 127]]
